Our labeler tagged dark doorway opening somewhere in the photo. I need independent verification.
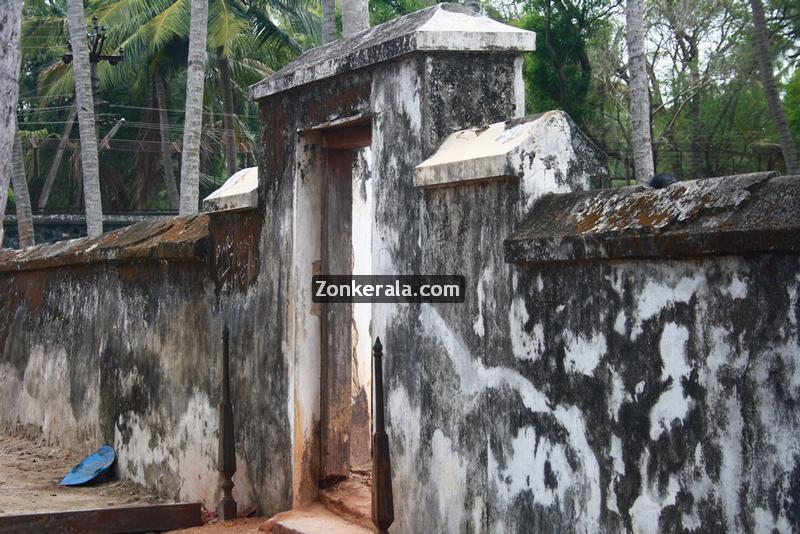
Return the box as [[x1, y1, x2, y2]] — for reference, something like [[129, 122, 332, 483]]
[[319, 122, 373, 491]]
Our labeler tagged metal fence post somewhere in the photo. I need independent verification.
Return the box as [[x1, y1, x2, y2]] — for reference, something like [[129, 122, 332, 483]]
[[372, 337, 394, 533], [218, 326, 237, 520]]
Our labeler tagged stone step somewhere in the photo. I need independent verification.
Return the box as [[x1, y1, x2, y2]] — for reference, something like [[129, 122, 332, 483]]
[[259, 503, 374, 534], [319, 478, 373, 530]]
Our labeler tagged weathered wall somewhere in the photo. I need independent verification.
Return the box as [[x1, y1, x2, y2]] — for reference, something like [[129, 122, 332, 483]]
[[3, 4, 797, 531], [0, 210, 293, 516], [256, 46, 532, 504], [384, 169, 800, 532], [389, 253, 800, 533]]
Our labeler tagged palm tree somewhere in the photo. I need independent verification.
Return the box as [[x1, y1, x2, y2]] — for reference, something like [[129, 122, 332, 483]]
[[25, 0, 317, 214], [342, 0, 369, 35], [210, 0, 315, 178], [179, 0, 209, 215], [209, 0, 250, 180], [38, 103, 77, 209], [218, 47, 238, 178], [322, 0, 335, 43], [11, 132, 35, 248], [625, 0, 654, 183], [749, 0, 799, 174], [66, 0, 104, 235], [173, 0, 316, 211], [0, 0, 23, 247], [154, 70, 180, 208]]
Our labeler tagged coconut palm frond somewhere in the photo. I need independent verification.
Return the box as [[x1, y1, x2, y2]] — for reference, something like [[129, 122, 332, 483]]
[[208, 0, 250, 52], [96, 0, 187, 90], [229, 31, 292, 69], [95, 0, 176, 38], [270, 0, 322, 42], [248, 7, 304, 53], [251, 0, 321, 46], [17, 129, 53, 142], [21, 15, 69, 46], [37, 61, 75, 104], [228, 56, 275, 90], [143, 0, 190, 57]]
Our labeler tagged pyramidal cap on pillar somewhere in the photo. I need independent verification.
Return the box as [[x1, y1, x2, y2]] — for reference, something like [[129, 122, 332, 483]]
[[249, 3, 536, 100]]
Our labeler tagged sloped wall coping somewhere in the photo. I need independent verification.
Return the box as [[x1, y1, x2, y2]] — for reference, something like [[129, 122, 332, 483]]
[[414, 111, 605, 189], [203, 167, 259, 213], [0, 215, 210, 272], [505, 172, 800, 264], [250, 3, 535, 100]]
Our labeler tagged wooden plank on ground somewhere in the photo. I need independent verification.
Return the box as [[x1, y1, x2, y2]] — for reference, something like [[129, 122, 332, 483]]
[[0, 502, 203, 533]]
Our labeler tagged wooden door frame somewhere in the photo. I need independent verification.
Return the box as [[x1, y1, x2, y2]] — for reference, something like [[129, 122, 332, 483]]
[[318, 122, 372, 485]]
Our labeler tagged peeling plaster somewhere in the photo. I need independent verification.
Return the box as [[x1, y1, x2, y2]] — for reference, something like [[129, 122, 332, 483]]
[[649, 323, 691, 440], [115, 391, 229, 505], [564, 331, 606, 376], [431, 429, 468, 532], [632, 273, 706, 337], [420, 304, 602, 531]]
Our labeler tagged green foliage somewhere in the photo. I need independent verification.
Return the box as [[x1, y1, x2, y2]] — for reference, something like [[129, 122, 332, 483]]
[[786, 68, 800, 144], [518, 2, 600, 127], [370, 0, 433, 25], [16, 0, 320, 212], [528, 0, 797, 182], [13, 0, 800, 215]]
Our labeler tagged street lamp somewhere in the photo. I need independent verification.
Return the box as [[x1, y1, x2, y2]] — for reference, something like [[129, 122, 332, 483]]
[[62, 16, 124, 209], [62, 16, 124, 127], [62, 15, 125, 68]]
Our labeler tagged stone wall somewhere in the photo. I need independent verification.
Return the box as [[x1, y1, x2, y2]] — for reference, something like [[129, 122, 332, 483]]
[[2, 212, 173, 249], [1, 4, 798, 532], [386, 172, 800, 533], [254, 37, 542, 504], [0, 210, 293, 516]]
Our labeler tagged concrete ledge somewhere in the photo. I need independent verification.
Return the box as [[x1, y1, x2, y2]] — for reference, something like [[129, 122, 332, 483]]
[[505, 172, 800, 264], [415, 113, 565, 188], [0, 215, 210, 272], [1, 212, 175, 249], [203, 167, 258, 213], [250, 3, 535, 100]]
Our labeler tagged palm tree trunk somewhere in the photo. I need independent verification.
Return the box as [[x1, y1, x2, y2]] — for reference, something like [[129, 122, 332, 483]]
[[0, 0, 23, 247], [688, 46, 703, 179], [217, 47, 237, 179], [322, 0, 336, 43], [154, 71, 180, 209], [750, 0, 799, 174], [66, 0, 103, 236], [38, 103, 77, 209], [11, 132, 34, 248], [179, 0, 209, 215], [342, 0, 369, 35], [625, 0, 655, 183], [0, 161, 10, 247]]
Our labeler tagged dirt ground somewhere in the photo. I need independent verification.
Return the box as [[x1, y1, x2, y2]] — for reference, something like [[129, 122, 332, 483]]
[[0, 431, 272, 532], [168, 517, 266, 533], [0, 432, 163, 516]]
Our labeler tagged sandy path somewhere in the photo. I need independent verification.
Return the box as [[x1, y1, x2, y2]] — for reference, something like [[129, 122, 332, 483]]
[[168, 517, 266, 533], [0, 432, 163, 516]]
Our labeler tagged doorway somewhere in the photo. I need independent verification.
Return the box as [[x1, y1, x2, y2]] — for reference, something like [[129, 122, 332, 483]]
[[318, 121, 373, 489]]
